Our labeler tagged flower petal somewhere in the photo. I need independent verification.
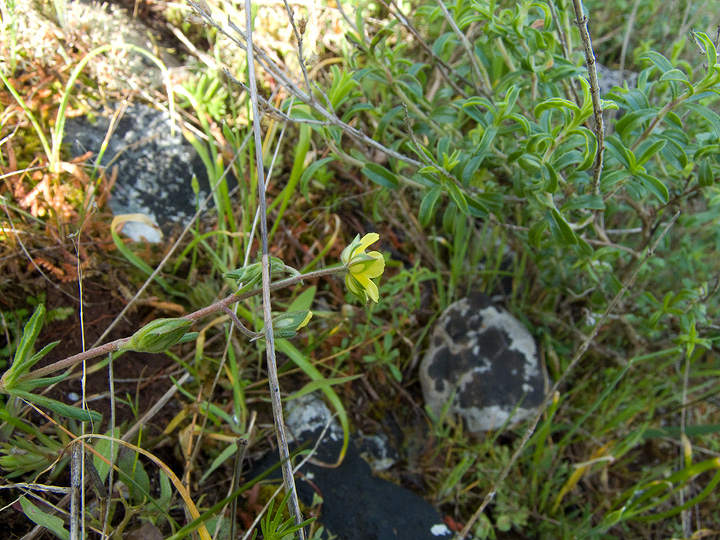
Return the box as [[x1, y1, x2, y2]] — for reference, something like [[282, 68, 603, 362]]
[[354, 233, 379, 257], [363, 252, 385, 278], [297, 311, 313, 330], [341, 232, 384, 303], [364, 279, 380, 303], [354, 273, 379, 303]]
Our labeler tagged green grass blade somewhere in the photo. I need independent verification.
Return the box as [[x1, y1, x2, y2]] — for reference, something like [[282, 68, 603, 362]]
[[275, 339, 350, 464]]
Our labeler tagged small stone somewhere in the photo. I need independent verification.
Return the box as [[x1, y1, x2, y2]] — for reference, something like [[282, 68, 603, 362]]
[[249, 393, 450, 540], [357, 432, 398, 473], [420, 292, 548, 433], [595, 62, 639, 95]]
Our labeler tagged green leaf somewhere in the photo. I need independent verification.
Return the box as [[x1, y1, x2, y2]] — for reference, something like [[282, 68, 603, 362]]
[[93, 427, 121, 483], [225, 262, 262, 284], [635, 139, 667, 168], [605, 136, 635, 169], [519, 154, 543, 174], [694, 31, 720, 82], [551, 150, 583, 171], [534, 97, 581, 118], [460, 154, 484, 185], [287, 286, 316, 313], [601, 169, 632, 189], [580, 143, 597, 171], [659, 132, 689, 170], [3, 305, 47, 387], [466, 193, 492, 217], [361, 163, 399, 189], [299, 157, 335, 201], [375, 105, 402, 142], [543, 163, 559, 193], [369, 26, 393, 49], [418, 165, 440, 175], [328, 66, 358, 109], [503, 85, 520, 113], [445, 181, 469, 215], [477, 126, 498, 155], [117, 449, 151, 504], [547, 209, 577, 245], [615, 109, 659, 139], [462, 96, 496, 113], [200, 442, 238, 484], [110, 215, 182, 297], [13, 390, 102, 423], [3, 341, 62, 393], [287, 375, 364, 401], [527, 133, 554, 154], [419, 185, 443, 227], [397, 74, 423, 99], [682, 102, 720, 140], [575, 236, 594, 256], [507, 112, 531, 135], [560, 194, 605, 212], [660, 68, 693, 93], [20, 498, 70, 540], [639, 51, 675, 75], [528, 221, 547, 248], [27, 341, 61, 369], [429, 105, 457, 123], [341, 103, 375, 123], [14, 373, 69, 392], [275, 339, 351, 463], [698, 159, 715, 187], [432, 31, 458, 57], [635, 172, 669, 203]]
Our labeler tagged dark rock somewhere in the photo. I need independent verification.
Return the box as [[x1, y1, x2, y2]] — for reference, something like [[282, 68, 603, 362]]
[[250, 394, 453, 540], [419, 292, 548, 433]]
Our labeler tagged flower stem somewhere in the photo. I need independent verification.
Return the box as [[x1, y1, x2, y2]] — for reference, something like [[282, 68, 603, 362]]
[[12, 265, 345, 384]]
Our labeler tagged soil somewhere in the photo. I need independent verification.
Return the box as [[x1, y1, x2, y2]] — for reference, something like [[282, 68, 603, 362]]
[[35, 278, 183, 433], [0, 271, 193, 537], [0, 270, 185, 432]]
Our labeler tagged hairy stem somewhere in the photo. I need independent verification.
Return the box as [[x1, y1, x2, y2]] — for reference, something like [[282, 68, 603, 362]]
[[10, 266, 343, 385]]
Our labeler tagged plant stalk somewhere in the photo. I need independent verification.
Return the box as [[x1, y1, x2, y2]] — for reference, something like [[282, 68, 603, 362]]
[[244, 0, 306, 535], [8, 266, 343, 386]]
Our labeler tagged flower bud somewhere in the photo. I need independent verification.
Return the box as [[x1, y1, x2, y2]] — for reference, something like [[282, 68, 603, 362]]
[[271, 310, 313, 339], [120, 318, 197, 354]]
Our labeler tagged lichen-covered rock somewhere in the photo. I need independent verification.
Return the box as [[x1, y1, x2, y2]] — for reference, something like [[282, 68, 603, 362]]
[[596, 62, 639, 95], [420, 292, 548, 433], [65, 104, 232, 242]]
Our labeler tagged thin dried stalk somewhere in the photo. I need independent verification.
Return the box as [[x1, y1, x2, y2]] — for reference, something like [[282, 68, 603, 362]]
[[571, 0, 606, 195], [244, 0, 305, 536]]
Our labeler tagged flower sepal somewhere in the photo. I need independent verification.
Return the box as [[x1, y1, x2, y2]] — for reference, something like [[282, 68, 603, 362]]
[[226, 257, 302, 293]]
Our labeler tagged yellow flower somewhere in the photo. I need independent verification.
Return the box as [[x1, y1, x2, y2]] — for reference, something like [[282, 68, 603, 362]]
[[341, 233, 385, 303]]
